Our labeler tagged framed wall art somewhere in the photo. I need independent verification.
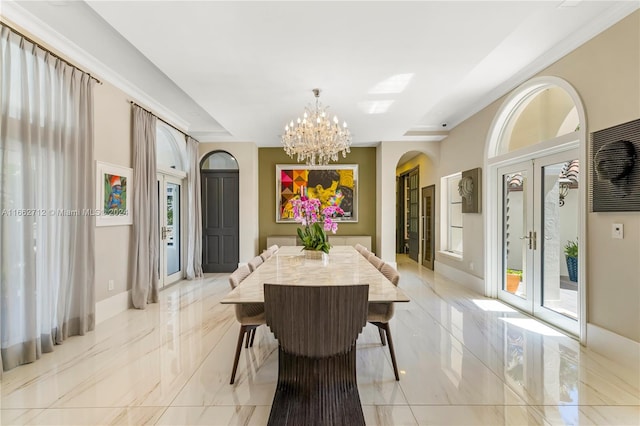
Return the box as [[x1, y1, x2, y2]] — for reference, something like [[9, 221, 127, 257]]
[[591, 118, 640, 212], [276, 164, 358, 222], [96, 161, 133, 226], [459, 167, 482, 213]]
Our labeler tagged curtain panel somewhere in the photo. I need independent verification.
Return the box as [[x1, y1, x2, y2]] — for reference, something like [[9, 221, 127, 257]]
[[186, 136, 203, 280], [130, 106, 159, 308], [0, 25, 95, 372]]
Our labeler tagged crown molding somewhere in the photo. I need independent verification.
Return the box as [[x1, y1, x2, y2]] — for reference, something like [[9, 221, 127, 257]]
[[2, 0, 191, 132]]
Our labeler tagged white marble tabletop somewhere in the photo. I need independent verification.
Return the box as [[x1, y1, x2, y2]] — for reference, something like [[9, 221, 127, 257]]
[[221, 245, 410, 304]]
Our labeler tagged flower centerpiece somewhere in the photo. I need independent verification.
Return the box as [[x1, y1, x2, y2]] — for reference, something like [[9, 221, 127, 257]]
[[291, 188, 344, 256]]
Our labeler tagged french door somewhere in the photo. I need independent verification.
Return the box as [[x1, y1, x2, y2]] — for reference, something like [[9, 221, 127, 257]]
[[158, 173, 185, 288], [498, 149, 580, 335]]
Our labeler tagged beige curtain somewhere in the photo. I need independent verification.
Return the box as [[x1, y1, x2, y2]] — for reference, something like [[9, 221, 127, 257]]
[[0, 24, 95, 371], [186, 136, 203, 279], [130, 106, 159, 308]]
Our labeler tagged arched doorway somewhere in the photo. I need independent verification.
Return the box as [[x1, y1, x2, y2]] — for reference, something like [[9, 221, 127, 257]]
[[485, 77, 586, 338], [200, 151, 239, 272], [395, 150, 437, 269]]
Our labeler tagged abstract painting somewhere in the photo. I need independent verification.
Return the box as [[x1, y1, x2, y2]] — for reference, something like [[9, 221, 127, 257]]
[[276, 164, 358, 222]]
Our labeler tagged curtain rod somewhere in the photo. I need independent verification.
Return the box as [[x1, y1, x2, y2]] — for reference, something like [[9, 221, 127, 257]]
[[1, 21, 102, 85], [130, 101, 199, 143]]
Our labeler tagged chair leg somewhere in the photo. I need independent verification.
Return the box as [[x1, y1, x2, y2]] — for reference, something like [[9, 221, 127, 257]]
[[377, 326, 387, 346], [249, 326, 258, 347], [230, 325, 247, 385], [383, 323, 400, 381]]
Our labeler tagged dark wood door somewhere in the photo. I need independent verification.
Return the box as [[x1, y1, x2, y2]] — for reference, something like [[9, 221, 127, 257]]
[[407, 168, 419, 262], [201, 171, 239, 272], [422, 185, 435, 270]]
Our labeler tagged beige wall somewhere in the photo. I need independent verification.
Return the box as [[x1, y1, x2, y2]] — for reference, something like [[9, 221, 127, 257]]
[[543, 11, 639, 342], [93, 82, 133, 303], [437, 101, 497, 279], [258, 148, 377, 253], [438, 11, 640, 342]]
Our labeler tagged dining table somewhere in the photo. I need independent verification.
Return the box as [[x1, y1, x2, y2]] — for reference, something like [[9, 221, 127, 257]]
[[220, 245, 409, 425], [220, 245, 410, 305]]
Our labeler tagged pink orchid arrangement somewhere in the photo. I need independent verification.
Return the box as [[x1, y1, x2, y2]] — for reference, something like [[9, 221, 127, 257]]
[[290, 189, 344, 253]]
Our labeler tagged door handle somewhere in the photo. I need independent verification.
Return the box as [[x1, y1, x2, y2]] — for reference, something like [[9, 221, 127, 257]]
[[519, 231, 536, 250]]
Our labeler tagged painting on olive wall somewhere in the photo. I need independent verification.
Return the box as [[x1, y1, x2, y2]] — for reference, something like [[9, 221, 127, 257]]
[[591, 118, 640, 212], [276, 164, 358, 222]]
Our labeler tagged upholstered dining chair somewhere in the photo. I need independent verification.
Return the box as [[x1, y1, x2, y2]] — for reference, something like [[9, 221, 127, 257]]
[[247, 255, 264, 272], [368, 263, 401, 381], [264, 283, 369, 426], [261, 244, 280, 261], [367, 253, 385, 270], [228, 265, 265, 385], [354, 243, 366, 254]]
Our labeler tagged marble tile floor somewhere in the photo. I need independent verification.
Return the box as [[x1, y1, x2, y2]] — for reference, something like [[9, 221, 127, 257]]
[[1, 255, 639, 425]]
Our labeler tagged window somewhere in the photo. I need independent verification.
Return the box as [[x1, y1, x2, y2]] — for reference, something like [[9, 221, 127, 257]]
[[156, 123, 187, 172], [441, 172, 463, 256]]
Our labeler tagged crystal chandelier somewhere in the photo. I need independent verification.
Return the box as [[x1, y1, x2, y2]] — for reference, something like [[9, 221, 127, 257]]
[[282, 88, 352, 166]]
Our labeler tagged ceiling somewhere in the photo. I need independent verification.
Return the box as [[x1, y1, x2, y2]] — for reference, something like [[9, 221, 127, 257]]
[[5, 1, 639, 147]]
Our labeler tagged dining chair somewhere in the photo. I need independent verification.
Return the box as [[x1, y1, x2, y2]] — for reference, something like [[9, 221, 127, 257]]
[[264, 283, 369, 426], [248, 255, 264, 272], [228, 265, 266, 385], [261, 244, 279, 261], [367, 253, 385, 270], [368, 263, 400, 381], [354, 243, 366, 254]]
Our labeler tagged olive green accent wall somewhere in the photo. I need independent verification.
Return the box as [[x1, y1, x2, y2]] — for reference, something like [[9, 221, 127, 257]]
[[258, 148, 377, 253]]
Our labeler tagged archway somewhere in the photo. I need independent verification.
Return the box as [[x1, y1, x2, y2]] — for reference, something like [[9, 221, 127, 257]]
[[200, 151, 240, 272], [377, 141, 440, 268]]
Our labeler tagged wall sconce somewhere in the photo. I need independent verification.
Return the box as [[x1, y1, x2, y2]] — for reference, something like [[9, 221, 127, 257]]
[[559, 179, 571, 207]]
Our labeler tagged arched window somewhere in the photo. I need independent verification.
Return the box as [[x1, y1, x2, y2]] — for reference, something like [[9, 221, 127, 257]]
[[156, 123, 187, 171], [201, 151, 239, 170], [489, 77, 582, 158]]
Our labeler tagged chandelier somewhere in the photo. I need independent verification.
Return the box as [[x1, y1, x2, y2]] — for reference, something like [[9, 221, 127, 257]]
[[282, 88, 352, 166]]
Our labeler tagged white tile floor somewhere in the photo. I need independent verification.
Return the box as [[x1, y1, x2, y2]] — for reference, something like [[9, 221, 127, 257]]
[[1, 256, 639, 425]]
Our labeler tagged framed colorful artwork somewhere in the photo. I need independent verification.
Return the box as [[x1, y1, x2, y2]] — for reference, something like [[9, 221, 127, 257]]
[[276, 164, 358, 223], [96, 161, 133, 226]]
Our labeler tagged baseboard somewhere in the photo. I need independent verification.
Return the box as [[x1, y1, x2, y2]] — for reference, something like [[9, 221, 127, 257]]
[[96, 290, 131, 325], [434, 261, 485, 295], [587, 323, 640, 389]]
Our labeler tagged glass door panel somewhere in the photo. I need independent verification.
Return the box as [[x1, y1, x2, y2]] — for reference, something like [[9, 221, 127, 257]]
[[157, 173, 184, 288], [503, 169, 527, 298], [499, 161, 534, 313], [534, 153, 579, 335], [166, 182, 181, 276]]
